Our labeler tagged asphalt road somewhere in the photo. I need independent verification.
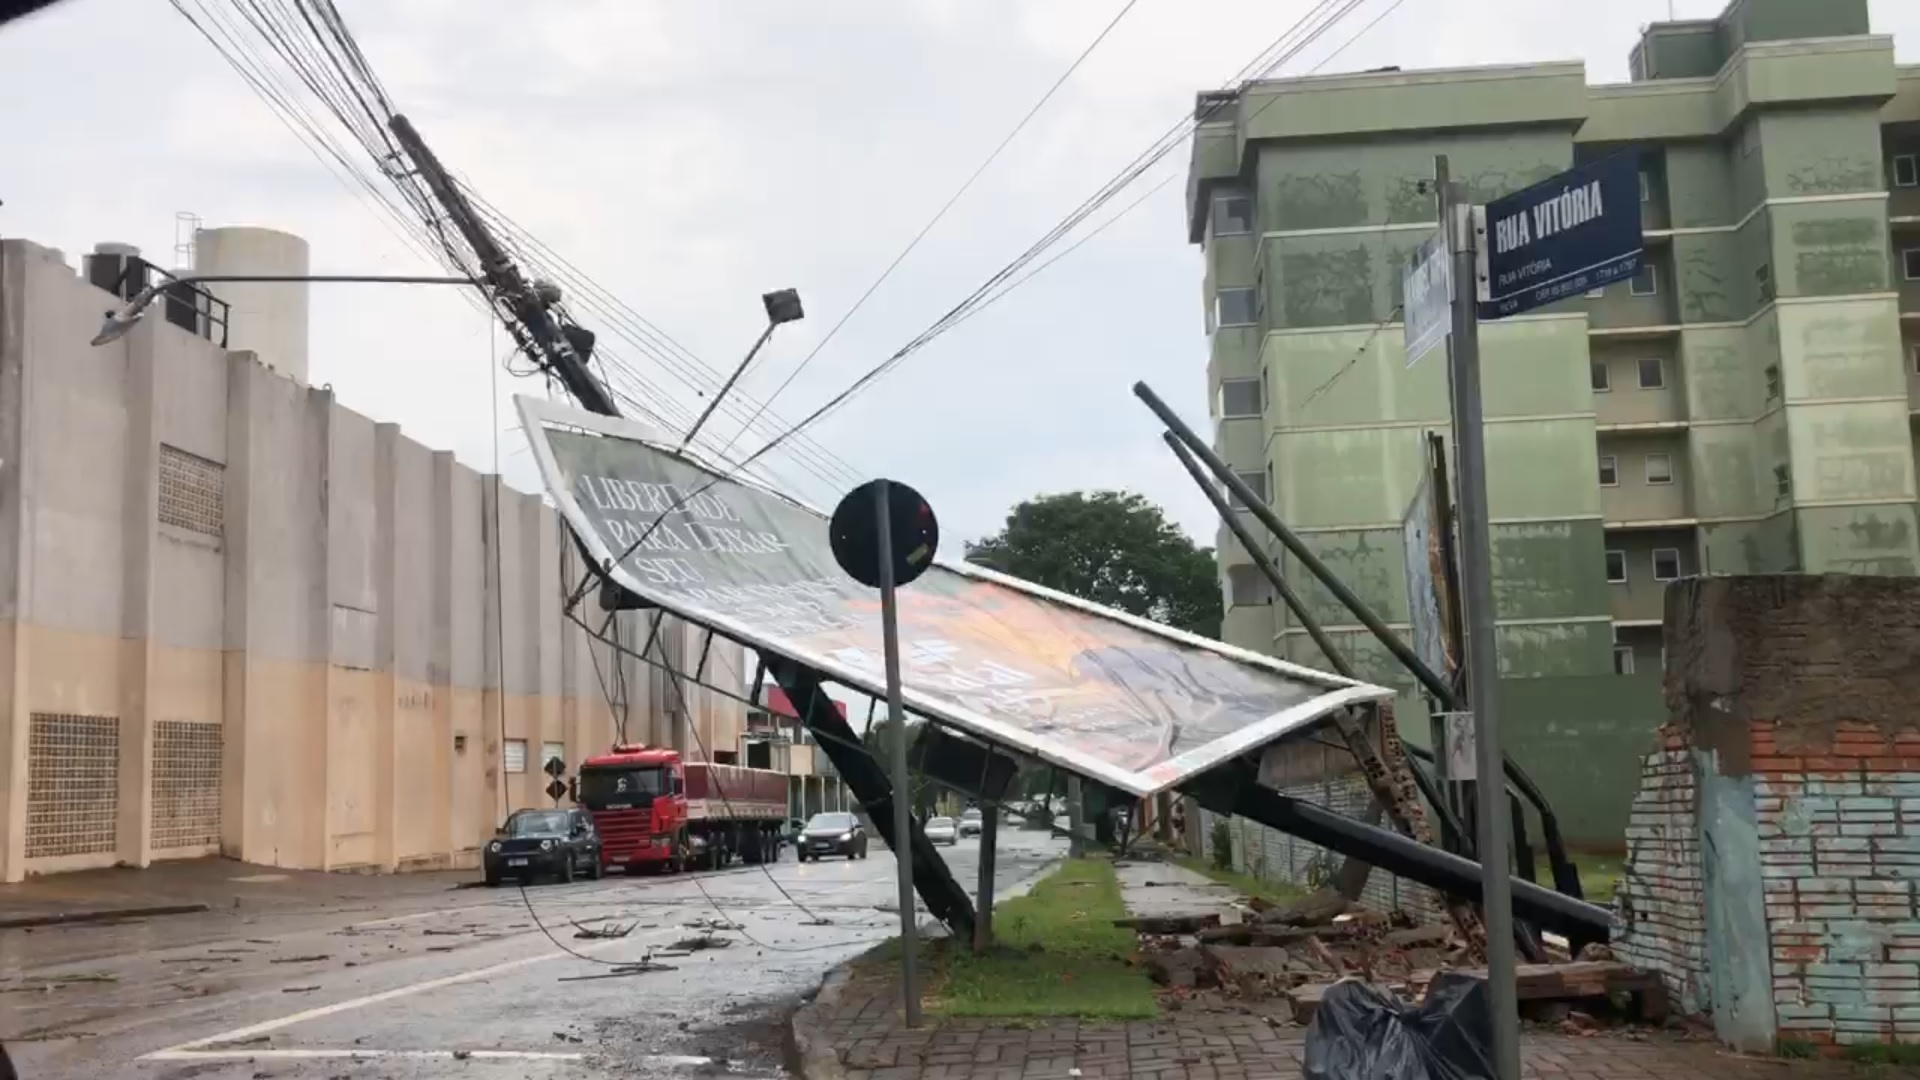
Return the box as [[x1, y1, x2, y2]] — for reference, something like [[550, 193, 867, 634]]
[[1, 825, 1065, 1079]]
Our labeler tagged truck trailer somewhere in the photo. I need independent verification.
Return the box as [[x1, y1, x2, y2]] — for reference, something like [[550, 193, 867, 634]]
[[576, 743, 788, 872]]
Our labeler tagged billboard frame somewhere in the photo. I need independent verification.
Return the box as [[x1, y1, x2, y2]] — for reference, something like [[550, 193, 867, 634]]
[[516, 394, 1393, 798]]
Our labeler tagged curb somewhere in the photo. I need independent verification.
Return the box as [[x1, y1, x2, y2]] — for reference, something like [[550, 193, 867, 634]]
[[792, 963, 854, 1080], [0, 903, 211, 930]]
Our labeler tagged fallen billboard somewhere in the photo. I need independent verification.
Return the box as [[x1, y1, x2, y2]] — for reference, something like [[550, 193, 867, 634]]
[[519, 396, 1393, 797]]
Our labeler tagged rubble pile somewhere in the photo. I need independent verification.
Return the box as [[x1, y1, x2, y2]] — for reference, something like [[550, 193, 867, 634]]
[[1120, 887, 1668, 1033]]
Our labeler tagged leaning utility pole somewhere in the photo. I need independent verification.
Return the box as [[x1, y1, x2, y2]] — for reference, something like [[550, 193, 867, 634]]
[[386, 115, 618, 418]]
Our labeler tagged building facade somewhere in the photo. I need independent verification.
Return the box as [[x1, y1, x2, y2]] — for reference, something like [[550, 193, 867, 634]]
[[0, 230, 843, 882], [1189, 0, 1920, 686]]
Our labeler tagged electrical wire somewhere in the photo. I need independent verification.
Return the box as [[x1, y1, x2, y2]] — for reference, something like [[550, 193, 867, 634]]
[[718, 0, 1145, 461]]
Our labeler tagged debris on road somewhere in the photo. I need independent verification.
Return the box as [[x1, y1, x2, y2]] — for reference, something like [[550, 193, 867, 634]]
[[269, 954, 330, 964], [1112, 914, 1221, 934], [282, 985, 320, 994], [671, 933, 734, 952], [572, 920, 636, 940], [682, 916, 741, 932], [557, 960, 677, 982]]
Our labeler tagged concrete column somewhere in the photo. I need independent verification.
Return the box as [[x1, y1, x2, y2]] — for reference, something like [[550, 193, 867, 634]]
[[115, 319, 160, 869], [429, 450, 457, 860], [480, 478, 507, 821], [373, 423, 400, 871], [219, 354, 258, 862], [0, 243, 36, 883], [312, 388, 337, 870]]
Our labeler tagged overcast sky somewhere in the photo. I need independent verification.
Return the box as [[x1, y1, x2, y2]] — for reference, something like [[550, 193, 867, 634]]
[[4, 0, 1917, 549]]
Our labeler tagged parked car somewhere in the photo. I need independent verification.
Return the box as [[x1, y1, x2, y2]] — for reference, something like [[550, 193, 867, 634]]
[[924, 816, 958, 845], [796, 811, 870, 861], [958, 806, 984, 838], [484, 808, 602, 886]]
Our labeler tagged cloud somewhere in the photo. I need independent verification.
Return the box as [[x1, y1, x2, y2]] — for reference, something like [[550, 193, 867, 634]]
[[3, 0, 1916, 558]]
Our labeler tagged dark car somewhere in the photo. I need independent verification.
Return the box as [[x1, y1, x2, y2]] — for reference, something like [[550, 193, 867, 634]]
[[796, 811, 869, 862], [484, 808, 602, 886]]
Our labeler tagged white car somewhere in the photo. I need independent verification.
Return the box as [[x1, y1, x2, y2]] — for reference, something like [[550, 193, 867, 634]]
[[924, 816, 958, 845], [958, 807, 984, 838]]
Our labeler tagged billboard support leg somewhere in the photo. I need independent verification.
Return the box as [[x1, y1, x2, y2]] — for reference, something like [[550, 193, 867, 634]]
[[766, 657, 976, 939]]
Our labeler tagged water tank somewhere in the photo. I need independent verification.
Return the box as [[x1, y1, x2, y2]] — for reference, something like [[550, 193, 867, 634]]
[[192, 226, 311, 383], [85, 241, 146, 301]]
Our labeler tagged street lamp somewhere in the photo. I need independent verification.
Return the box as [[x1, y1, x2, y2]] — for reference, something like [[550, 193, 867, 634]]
[[677, 288, 805, 451], [90, 272, 480, 347]]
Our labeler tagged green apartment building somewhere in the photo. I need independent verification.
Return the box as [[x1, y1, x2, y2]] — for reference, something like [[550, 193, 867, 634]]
[[1190, 0, 1920, 694]]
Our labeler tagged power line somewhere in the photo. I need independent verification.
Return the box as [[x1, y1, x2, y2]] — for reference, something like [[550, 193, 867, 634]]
[[717, 0, 1145, 462]]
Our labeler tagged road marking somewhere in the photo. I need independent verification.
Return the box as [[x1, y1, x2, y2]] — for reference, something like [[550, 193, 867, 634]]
[[139, 928, 673, 1059], [145, 1048, 584, 1061]]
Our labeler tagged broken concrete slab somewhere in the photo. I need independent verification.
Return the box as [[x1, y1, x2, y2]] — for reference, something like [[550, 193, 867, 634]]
[[1112, 914, 1222, 934]]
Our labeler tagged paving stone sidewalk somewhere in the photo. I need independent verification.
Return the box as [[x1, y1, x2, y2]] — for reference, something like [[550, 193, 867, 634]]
[[794, 858, 1893, 1080]]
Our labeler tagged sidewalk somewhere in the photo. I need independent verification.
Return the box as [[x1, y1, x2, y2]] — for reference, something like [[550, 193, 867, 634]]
[[792, 858, 1872, 1080], [0, 856, 473, 929]]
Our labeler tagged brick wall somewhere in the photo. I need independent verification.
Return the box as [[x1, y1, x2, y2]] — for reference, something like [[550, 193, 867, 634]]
[[1752, 718, 1920, 1047], [1613, 725, 1711, 1014]]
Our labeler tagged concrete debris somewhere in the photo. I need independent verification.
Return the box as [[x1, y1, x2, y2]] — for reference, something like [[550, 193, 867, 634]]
[[572, 920, 636, 940], [1251, 889, 1353, 928], [1112, 914, 1221, 934], [672, 934, 733, 952]]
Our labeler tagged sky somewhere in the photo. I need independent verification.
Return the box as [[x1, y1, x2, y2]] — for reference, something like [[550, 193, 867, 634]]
[[3, 0, 1918, 552]]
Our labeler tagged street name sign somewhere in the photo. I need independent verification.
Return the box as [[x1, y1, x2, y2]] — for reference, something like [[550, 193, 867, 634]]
[[1402, 229, 1451, 369], [1477, 152, 1644, 319]]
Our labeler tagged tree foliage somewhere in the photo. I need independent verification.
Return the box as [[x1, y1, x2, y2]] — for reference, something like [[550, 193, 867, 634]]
[[964, 490, 1221, 639]]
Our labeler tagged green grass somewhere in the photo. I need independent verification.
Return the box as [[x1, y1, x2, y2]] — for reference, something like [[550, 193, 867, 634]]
[[1174, 855, 1307, 907], [928, 857, 1156, 1019], [1575, 852, 1624, 904]]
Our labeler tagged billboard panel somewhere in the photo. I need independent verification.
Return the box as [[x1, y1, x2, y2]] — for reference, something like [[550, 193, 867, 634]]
[[519, 397, 1392, 797]]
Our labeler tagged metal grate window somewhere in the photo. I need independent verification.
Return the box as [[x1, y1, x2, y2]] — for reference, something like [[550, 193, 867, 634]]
[[158, 444, 225, 538], [26, 714, 120, 858], [152, 721, 222, 849]]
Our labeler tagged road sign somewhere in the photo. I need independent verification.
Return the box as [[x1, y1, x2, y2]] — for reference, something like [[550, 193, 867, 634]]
[[1402, 230, 1451, 368], [543, 755, 566, 779], [830, 479, 939, 590], [545, 778, 568, 803], [1477, 151, 1644, 319]]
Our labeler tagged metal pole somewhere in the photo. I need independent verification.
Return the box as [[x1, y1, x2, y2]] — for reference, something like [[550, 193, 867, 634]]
[[1136, 383, 1455, 708], [680, 322, 776, 451], [1066, 775, 1085, 858], [873, 479, 920, 1027], [974, 805, 998, 953], [1163, 433, 1354, 678], [1441, 159, 1520, 1080]]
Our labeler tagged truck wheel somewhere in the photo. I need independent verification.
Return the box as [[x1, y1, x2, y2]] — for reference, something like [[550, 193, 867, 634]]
[[485, 871, 501, 887], [588, 853, 603, 881], [560, 857, 575, 885]]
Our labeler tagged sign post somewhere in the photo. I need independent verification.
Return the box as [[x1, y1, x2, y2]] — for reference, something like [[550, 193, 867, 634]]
[[829, 477, 940, 1030], [1402, 230, 1452, 369], [1442, 149, 1643, 1080]]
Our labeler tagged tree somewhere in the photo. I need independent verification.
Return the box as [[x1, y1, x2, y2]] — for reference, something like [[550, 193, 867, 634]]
[[965, 491, 1222, 639]]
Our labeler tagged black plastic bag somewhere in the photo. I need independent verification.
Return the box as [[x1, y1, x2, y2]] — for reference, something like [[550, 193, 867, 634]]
[[1302, 971, 1495, 1080]]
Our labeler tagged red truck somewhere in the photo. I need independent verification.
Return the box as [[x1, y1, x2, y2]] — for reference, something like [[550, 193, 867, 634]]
[[576, 743, 789, 873]]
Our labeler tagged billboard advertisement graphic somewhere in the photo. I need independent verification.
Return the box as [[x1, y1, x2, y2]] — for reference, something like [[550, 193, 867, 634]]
[[519, 397, 1392, 797]]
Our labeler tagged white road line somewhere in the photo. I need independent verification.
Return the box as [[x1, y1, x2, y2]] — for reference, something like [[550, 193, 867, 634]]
[[145, 1048, 585, 1062], [138, 928, 675, 1060]]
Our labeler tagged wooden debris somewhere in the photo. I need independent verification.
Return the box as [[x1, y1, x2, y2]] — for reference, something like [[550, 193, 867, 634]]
[[1112, 914, 1221, 934], [1411, 962, 1668, 1023]]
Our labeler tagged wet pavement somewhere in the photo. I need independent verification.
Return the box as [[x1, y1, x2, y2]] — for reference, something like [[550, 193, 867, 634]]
[[2, 826, 1065, 1079]]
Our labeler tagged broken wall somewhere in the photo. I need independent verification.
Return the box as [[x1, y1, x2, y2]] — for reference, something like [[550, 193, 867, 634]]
[[1613, 574, 1920, 1052]]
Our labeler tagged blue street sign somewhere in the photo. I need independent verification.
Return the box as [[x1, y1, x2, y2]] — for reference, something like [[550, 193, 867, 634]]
[[1476, 152, 1643, 320], [1401, 230, 1450, 369]]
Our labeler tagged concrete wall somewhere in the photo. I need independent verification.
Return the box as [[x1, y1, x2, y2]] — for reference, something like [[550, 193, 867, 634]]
[[1614, 574, 1920, 1053], [0, 237, 755, 881]]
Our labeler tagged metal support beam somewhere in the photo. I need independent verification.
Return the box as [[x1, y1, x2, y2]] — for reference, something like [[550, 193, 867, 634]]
[[766, 657, 975, 938], [973, 807, 998, 953], [1183, 762, 1611, 943]]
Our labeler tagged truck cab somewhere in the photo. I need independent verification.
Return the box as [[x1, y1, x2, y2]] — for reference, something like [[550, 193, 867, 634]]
[[577, 743, 687, 872]]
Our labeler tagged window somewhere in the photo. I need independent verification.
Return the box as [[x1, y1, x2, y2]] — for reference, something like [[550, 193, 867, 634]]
[[1637, 357, 1665, 389], [1228, 470, 1268, 511], [1216, 287, 1257, 327], [1629, 265, 1659, 297], [1764, 364, 1782, 401], [1590, 361, 1611, 392], [1913, 343, 1920, 375], [1639, 171, 1653, 203], [1756, 262, 1773, 303], [1227, 564, 1271, 606], [1903, 250, 1920, 283], [541, 741, 565, 775], [1597, 455, 1619, 487], [1645, 452, 1674, 485], [1652, 547, 1682, 582], [1896, 154, 1919, 189], [1613, 646, 1636, 675], [1739, 121, 1759, 158], [1219, 377, 1263, 418], [1773, 463, 1792, 501], [504, 739, 528, 775], [1585, 287, 1605, 299], [1213, 191, 1253, 236], [1605, 550, 1628, 583]]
